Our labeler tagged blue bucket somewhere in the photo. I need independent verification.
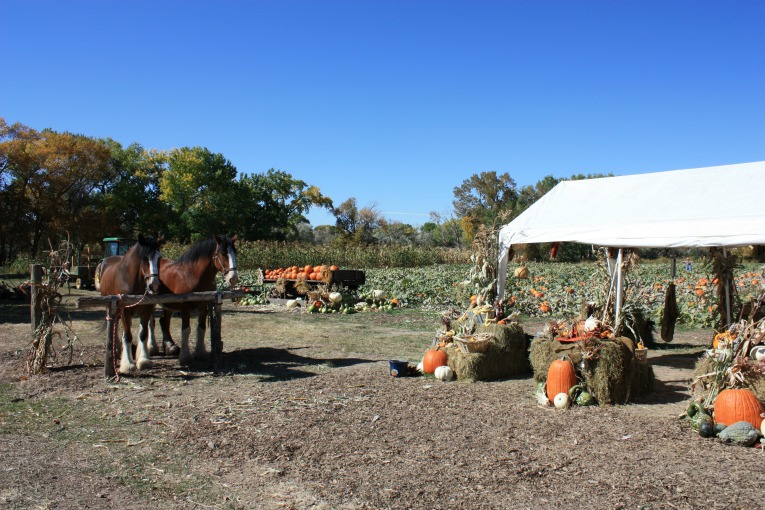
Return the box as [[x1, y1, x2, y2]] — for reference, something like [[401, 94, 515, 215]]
[[389, 359, 408, 377]]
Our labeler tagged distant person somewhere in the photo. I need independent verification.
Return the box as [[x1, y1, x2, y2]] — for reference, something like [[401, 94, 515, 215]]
[[685, 257, 692, 272]]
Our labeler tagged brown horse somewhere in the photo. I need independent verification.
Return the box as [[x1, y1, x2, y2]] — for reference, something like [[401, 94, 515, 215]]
[[153, 235, 238, 365], [97, 234, 164, 373]]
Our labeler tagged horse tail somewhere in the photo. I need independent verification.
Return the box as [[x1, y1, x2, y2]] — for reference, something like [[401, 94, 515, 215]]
[[94, 260, 103, 292]]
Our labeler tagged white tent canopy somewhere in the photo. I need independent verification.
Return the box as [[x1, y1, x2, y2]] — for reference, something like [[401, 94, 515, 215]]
[[497, 161, 765, 303]]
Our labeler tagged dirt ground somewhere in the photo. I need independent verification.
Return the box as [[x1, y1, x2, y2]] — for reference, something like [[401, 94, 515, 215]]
[[1, 292, 764, 510]]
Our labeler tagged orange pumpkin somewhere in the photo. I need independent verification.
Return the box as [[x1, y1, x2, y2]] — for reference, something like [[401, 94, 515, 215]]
[[330, 264, 339, 271], [539, 302, 551, 313], [422, 349, 448, 374], [713, 388, 764, 428], [546, 359, 578, 403]]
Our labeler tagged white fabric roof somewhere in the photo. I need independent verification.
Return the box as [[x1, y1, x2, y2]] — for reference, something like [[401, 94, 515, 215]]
[[499, 161, 765, 253], [497, 161, 765, 299]]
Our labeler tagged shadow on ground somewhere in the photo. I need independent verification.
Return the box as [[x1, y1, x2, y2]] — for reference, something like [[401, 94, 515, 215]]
[[219, 346, 380, 382]]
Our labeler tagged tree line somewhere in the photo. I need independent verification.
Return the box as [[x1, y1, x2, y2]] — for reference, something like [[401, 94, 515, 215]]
[[1, 117, 610, 266]]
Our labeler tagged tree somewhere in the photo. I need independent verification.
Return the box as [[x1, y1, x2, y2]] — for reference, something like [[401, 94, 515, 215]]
[[0, 118, 112, 259], [95, 140, 172, 239], [238, 169, 333, 241], [333, 198, 384, 243], [160, 147, 241, 241], [453, 171, 518, 225]]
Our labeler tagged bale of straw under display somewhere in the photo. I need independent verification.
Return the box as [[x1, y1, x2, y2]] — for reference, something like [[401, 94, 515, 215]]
[[445, 323, 531, 382], [530, 335, 654, 405]]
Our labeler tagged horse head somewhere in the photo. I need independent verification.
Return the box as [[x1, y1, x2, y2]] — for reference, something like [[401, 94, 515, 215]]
[[137, 234, 165, 294], [214, 234, 239, 288]]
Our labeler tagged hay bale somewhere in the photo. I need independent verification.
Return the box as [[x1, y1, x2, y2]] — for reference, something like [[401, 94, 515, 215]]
[[530, 334, 654, 405], [446, 323, 531, 382]]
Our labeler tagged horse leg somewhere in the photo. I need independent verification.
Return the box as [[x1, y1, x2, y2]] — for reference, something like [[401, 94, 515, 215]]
[[146, 310, 161, 356], [119, 313, 137, 374], [193, 305, 209, 361], [178, 310, 193, 366], [135, 309, 154, 370], [160, 309, 180, 356]]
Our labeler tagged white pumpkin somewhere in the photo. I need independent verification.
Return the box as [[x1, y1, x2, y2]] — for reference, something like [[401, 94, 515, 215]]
[[372, 289, 386, 300], [328, 292, 343, 305], [434, 365, 453, 381], [583, 316, 601, 333], [416, 361, 424, 373], [553, 392, 570, 409], [750, 345, 765, 362], [285, 299, 299, 309]]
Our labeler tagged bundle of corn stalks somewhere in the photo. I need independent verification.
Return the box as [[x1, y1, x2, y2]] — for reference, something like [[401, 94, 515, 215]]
[[467, 213, 510, 308], [27, 238, 81, 375]]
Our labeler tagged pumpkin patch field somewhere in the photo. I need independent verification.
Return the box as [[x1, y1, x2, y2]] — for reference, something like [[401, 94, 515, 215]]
[[1, 263, 764, 509]]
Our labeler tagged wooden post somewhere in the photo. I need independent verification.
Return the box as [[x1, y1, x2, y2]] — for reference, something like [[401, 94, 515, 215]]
[[30, 264, 42, 332], [209, 291, 223, 371], [105, 298, 117, 380]]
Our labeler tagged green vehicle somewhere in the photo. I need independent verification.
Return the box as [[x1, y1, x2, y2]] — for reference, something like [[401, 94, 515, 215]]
[[69, 237, 136, 290]]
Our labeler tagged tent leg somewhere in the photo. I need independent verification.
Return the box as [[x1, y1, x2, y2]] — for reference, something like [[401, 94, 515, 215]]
[[723, 248, 732, 324], [615, 249, 624, 327]]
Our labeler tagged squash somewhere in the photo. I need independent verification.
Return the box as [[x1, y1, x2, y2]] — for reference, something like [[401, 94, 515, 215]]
[[372, 289, 386, 301], [569, 385, 596, 406], [328, 292, 343, 305], [513, 265, 529, 279], [422, 349, 448, 374], [717, 421, 761, 447], [698, 421, 715, 438], [553, 392, 570, 409], [713, 388, 764, 429], [434, 365, 453, 381], [685, 402, 714, 432], [750, 345, 765, 362], [546, 359, 578, 403]]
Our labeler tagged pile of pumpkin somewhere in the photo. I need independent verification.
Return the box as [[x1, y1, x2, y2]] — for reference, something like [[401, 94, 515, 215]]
[[264, 264, 339, 281], [540, 358, 598, 408], [417, 347, 454, 381], [685, 388, 765, 447]]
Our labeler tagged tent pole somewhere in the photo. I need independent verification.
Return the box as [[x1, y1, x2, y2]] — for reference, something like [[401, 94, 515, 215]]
[[615, 249, 624, 327], [723, 247, 732, 324]]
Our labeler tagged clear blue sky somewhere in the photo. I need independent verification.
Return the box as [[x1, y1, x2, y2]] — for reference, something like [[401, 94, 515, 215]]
[[2, 0, 763, 227]]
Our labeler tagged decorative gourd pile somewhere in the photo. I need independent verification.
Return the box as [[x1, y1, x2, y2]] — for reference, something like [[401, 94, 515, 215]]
[[529, 318, 655, 405], [686, 316, 765, 446]]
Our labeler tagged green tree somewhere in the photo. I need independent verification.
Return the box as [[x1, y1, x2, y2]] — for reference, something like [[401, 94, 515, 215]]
[[453, 171, 518, 225], [238, 169, 333, 241], [160, 147, 241, 241], [95, 140, 172, 238]]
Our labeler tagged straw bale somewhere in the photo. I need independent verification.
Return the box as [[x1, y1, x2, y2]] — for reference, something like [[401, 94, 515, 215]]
[[691, 354, 765, 402], [446, 323, 531, 382], [530, 334, 654, 405]]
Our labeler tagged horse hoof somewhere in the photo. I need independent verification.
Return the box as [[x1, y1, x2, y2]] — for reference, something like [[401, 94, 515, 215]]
[[137, 359, 153, 370], [194, 351, 209, 362], [179, 354, 192, 366], [119, 363, 137, 374], [165, 343, 180, 357]]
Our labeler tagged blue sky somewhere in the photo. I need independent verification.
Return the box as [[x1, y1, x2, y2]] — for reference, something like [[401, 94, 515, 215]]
[[2, 0, 763, 227]]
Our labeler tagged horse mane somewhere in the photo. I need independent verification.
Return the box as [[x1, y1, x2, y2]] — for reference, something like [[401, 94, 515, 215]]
[[176, 236, 236, 265], [177, 239, 216, 264], [130, 235, 159, 260]]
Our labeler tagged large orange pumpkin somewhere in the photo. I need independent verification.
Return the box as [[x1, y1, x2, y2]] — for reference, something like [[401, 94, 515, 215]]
[[422, 349, 448, 374], [546, 358, 578, 403], [713, 388, 764, 428]]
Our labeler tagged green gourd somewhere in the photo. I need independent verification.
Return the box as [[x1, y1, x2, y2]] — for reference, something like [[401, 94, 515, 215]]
[[686, 402, 713, 432], [717, 421, 761, 447]]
